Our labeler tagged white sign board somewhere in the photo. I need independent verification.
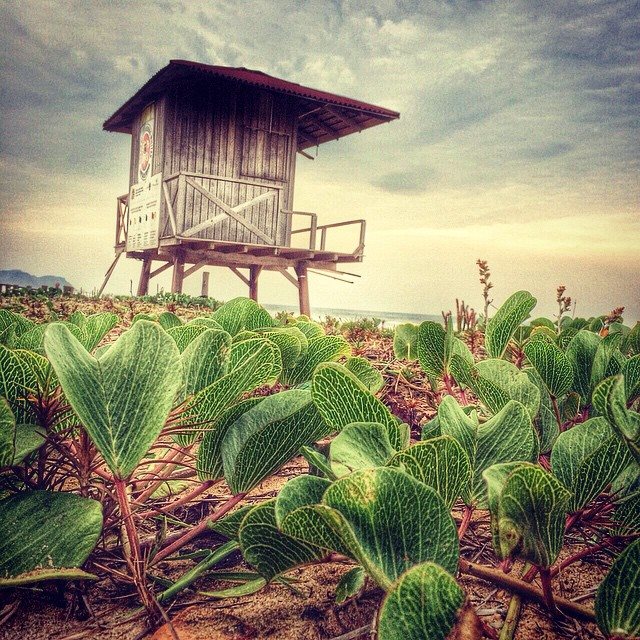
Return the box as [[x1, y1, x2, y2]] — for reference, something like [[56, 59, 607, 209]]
[[127, 172, 162, 251]]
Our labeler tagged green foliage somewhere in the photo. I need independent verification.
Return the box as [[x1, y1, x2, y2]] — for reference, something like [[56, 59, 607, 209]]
[[484, 462, 571, 568], [281, 334, 351, 386], [393, 323, 419, 361], [551, 417, 632, 512], [45, 321, 182, 479], [485, 291, 537, 358], [0, 491, 102, 584], [329, 422, 396, 476], [277, 467, 459, 590], [312, 362, 408, 450], [389, 436, 471, 508], [221, 389, 329, 494], [335, 566, 365, 603], [377, 562, 464, 640], [416, 318, 472, 380], [595, 538, 640, 639], [211, 297, 274, 336], [524, 338, 574, 397], [345, 356, 384, 393]]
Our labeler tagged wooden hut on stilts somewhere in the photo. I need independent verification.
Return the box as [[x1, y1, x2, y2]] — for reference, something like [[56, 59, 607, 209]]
[[100, 60, 399, 314]]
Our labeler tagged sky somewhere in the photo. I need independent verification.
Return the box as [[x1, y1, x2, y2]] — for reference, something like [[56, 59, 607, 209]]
[[1, 0, 638, 320]]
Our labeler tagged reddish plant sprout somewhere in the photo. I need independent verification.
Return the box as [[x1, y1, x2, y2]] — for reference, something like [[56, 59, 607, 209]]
[[555, 285, 572, 333], [476, 259, 493, 323], [600, 306, 625, 336]]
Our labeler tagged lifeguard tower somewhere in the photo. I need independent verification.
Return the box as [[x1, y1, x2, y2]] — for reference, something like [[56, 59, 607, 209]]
[[100, 60, 399, 314]]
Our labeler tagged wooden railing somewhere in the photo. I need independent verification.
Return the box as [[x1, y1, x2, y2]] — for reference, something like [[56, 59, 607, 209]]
[[114, 171, 366, 256]]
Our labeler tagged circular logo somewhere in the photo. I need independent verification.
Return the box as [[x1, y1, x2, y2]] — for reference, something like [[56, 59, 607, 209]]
[[138, 122, 153, 181]]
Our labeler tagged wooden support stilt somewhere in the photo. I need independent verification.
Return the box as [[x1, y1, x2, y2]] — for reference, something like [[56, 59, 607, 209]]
[[201, 271, 209, 297], [98, 250, 123, 297], [249, 266, 262, 301], [171, 254, 185, 293], [295, 262, 310, 316], [137, 258, 152, 296]]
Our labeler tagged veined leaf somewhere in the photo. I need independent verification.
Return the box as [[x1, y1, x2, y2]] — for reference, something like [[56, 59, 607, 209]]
[[196, 397, 263, 481], [238, 500, 324, 581], [377, 562, 465, 640], [623, 354, 640, 403], [279, 467, 459, 590], [281, 334, 351, 386], [524, 339, 574, 398], [335, 566, 365, 603], [524, 368, 559, 453], [551, 417, 632, 512], [593, 376, 640, 463], [45, 321, 182, 478], [158, 311, 182, 330], [330, 422, 396, 476], [450, 356, 540, 418], [0, 491, 102, 582], [293, 318, 325, 339], [181, 337, 280, 444], [0, 397, 15, 467], [388, 436, 471, 508], [222, 389, 329, 494], [393, 323, 419, 361], [167, 323, 209, 351], [211, 297, 273, 336], [484, 462, 570, 568], [622, 321, 640, 356], [485, 291, 537, 359], [416, 321, 446, 378], [80, 312, 118, 352], [595, 538, 640, 639], [312, 363, 408, 450], [345, 357, 384, 393], [565, 330, 600, 401], [256, 327, 306, 371], [180, 328, 231, 396], [591, 333, 624, 390], [435, 396, 478, 466]]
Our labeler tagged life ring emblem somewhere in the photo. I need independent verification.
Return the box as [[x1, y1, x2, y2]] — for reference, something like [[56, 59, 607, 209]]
[[138, 122, 153, 181]]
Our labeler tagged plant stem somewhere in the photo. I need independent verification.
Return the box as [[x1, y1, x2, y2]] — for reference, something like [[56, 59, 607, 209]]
[[136, 480, 217, 520], [538, 566, 558, 615], [113, 477, 159, 617], [458, 559, 595, 622], [498, 594, 522, 640], [550, 395, 564, 432], [151, 492, 247, 564], [458, 505, 473, 540]]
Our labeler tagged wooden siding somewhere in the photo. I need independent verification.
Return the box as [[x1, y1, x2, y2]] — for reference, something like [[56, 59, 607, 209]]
[[152, 80, 297, 246]]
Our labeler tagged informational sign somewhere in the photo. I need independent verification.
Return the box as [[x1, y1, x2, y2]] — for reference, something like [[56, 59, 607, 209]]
[[127, 172, 162, 250]]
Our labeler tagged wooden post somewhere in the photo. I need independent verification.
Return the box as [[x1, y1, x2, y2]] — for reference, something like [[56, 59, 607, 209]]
[[295, 262, 310, 316], [249, 266, 262, 302], [171, 253, 185, 294], [137, 257, 152, 296], [201, 271, 210, 297]]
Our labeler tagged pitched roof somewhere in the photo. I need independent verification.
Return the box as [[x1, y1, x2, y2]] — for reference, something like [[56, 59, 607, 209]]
[[103, 60, 399, 150]]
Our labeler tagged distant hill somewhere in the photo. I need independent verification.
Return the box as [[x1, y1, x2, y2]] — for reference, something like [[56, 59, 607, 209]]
[[0, 269, 73, 289]]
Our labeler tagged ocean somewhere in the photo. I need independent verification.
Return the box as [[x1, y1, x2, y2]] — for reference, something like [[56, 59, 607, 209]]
[[262, 303, 442, 328]]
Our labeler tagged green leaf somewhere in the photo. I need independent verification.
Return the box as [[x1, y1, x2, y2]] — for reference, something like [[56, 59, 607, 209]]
[[0, 344, 38, 422], [417, 321, 446, 377], [551, 417, 632, 512], [470, 401, 538, 506], [450, 356, 540, 418], [196, 398, 263, 481], [181, 337, 280, 444], [312, 363, 408, 450], [623, 355, 640, 403], [483, 462, 570, 567], [524, 368, 559, 453], [335, 566, 365, 603], [167, 323, 209, 351], [180, 328, 231, 396], [434, 396, 478, 466], [0, 491, 103, 581], [524, 339, 574, 397], [593, 376, 640, 463], [565, 330, 600, 401], [0, 567, 98, 587], [44, 321, 182, 478], [279, 467, 459, 590], [257, 327, 306, 370], [294, 318, 325, 339], [591, 334, 624, 390], [158, 311, 182, 330], [377, 562, 465, 640], [222, 389, 329, 494], [595, 538, 640, 639], [345, 357, 384, 393], [281, 335, 351, 386], [393, 323, 419, 361], [388, 436, 471, 509], [0, 310, 34, 338], [238, 500, 324, 580], [211, 297, 273, 336], [485, 291, 537, 359], [622, 322, 640, 356], [0, 398, 15, 467], [330, 422, 396, 476], [209, 504, 256, 540], [79, 312, 118, 352]]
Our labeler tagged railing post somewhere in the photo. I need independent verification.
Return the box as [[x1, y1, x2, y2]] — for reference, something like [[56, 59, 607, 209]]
[[309, 213, 318, 250], [176, 173, 186, 235]]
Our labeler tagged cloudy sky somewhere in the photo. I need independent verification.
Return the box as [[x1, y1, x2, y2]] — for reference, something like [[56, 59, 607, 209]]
[[1, 0, 638, 319]]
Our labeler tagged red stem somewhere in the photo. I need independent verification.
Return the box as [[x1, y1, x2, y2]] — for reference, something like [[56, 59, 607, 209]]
[[539, 566, 557, 615], [458, 505, 473, 540], [136, 480, 217, 519], [151, 492, 247, 564]]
